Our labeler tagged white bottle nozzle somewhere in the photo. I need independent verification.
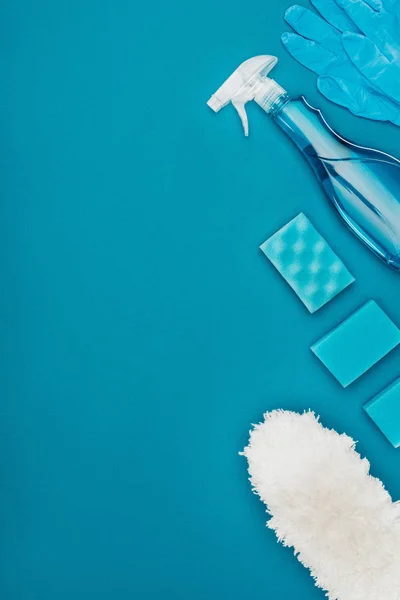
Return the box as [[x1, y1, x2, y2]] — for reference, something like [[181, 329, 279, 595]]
[[207, 55, 279, 136]]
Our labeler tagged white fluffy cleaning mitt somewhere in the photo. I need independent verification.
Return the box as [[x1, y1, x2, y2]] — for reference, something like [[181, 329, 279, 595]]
[[242, 410, 400, 600]]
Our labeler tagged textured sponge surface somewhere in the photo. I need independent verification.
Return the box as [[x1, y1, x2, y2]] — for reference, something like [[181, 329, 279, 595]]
[[260, 213, 354, 313]]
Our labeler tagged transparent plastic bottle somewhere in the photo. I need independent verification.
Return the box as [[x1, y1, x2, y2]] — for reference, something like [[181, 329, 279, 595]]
[[271, 94, 400, 270]]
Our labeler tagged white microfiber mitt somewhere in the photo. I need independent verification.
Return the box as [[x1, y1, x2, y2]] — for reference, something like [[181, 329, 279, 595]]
[[242, 410, 400, 600]]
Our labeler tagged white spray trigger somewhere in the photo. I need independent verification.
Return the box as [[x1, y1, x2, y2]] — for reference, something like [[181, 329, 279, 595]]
[[232, 99, 249, 136], [207, 55, 278, 136]]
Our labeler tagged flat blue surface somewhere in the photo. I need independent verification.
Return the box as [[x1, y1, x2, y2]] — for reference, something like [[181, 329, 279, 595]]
[[1, 1, 400, 599], [365, 377, 400, 448], [311, 300, 400, 387]]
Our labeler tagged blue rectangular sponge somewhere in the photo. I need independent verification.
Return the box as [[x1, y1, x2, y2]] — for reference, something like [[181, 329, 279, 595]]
[[311, 300, 400, 387], [364, 378, 400, 448], [260, 213, 354, 313]]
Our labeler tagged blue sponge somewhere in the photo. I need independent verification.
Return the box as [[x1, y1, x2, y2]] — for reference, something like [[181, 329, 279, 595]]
[[311, 300, 400, 387], [260, 213, 354, 313], [364, 378, 400, 448]]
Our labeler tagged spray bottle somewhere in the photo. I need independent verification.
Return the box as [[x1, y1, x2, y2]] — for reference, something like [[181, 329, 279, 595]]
[[207, 56, 400, 270]]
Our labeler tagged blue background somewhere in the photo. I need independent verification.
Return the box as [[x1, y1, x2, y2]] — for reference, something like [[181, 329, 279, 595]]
[[1, 1, 400, 598]]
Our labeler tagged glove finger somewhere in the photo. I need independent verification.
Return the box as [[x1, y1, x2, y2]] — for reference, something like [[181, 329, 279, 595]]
[[311, 0, 361, 33], [376, 61, 400, 104], [336, 0, 400, 59], [380, 0, 400, 13], [363, 0, 383, 10], [318, 74, 368, 113], [318, 74, 400, 122], [284, 5, 342, 53], [335, 0, 378, 32], [342, 31, 390, 70], [343, 33, 400, 101], [342, 32, 389, 78], [282, 32, 338, 75]]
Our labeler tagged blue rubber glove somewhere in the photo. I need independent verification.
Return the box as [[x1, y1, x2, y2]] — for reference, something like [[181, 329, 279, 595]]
[[336, 0, 400, 103], [282, 1, 400, 124]]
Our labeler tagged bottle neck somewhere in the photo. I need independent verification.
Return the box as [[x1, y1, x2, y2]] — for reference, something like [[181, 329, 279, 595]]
[[255, 79, 289, 115], [273, 96, 347, 157], [268, 93, 291, 116]]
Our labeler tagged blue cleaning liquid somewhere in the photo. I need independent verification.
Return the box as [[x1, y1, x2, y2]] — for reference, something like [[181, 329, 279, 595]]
[[272, 96, 400, 270]]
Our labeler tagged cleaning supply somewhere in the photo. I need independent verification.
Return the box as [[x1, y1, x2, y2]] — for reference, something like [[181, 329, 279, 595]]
[[260, 213, 354, 313], [311, 299, 400, 386], [207, 56, 400, 270], [336, 0, 400, 105], [242, 410, 400, 600], [281, 4, 400, 123], [341, 31, 400, 105], [364, 376, 400, 447]]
